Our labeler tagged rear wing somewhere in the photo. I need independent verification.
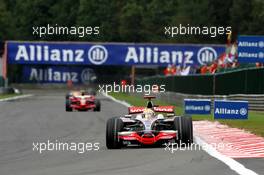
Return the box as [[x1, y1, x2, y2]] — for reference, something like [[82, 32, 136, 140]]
[[128, 106, 175, 114], [153, 106, 174, 113], [144, 95, 156, 100], [128, 107, 145, 114]]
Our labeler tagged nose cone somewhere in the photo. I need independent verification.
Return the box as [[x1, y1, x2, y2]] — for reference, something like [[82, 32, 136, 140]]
[[142, 132, 155, 138], [80, 98, 86, 105]]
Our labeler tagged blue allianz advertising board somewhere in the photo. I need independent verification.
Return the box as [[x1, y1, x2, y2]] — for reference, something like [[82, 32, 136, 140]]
[[238, 35, 264, 63], [184, 99, 211, 115], [22, 66, 96, 84], [214, 100, 248, 119], [7, 41, 225, 66]]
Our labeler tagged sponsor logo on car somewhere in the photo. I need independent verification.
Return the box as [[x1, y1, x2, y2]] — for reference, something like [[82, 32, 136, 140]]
[[153, 106, 174, 112]]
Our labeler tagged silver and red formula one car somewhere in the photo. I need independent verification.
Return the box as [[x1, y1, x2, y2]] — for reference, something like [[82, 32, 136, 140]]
[[65, 90, 100, 112], [106, 96, 193, 149]]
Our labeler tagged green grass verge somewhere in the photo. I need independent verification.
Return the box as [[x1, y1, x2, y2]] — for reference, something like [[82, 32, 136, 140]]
[[0, 94, 21, 100], [110, 92, 264, 137]]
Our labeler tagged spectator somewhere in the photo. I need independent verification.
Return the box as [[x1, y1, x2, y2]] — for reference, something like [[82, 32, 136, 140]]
[[256, 62, 264, 68], [200, 65, 208, 74], [209, 61, 218, 74]]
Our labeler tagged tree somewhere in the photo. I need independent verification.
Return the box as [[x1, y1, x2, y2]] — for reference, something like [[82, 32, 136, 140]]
[[118, 2, 144, 42], [48, 0, 79, 40], [142, 0, 178, 42], [0, 0, 12, 40], [229, 0, 253, 35], [77, 0, 120, 41], [11, 0, 55, 40], [0, 0, 263, 42], [249, 0, 264, 35]]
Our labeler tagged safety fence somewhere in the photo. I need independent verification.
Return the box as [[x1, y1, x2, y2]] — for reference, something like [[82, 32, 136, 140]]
[[136, 67, 264, 95]]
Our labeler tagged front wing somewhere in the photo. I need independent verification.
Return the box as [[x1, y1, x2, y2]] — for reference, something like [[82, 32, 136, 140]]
[[118, 130, 177, 145], [70, 103, 96, 110]]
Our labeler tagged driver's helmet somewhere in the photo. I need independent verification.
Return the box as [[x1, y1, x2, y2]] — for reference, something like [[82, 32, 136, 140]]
[[80, 90, 86, 96], [142, 108, 155, 119]]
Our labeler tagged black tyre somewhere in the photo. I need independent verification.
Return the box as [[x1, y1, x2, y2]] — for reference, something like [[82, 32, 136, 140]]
[[94, 100, 101, 111], [106, 117, 123, 149], [173, 117, 182, 143], [65, 99, 72, 112], [181, 115, 193, 144], [66, 93, 71, 100], [173, 115, 193, 145]]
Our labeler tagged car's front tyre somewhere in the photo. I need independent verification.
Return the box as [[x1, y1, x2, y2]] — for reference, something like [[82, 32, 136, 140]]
[[94, 100, 101, 112], [65, 99, 72, 112], [173, 115, 193, 145], [106, 117, 123, 149]]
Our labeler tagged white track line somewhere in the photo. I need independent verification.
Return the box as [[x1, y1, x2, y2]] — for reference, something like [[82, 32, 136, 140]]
[[102, 92, 259, 175], [103, 92, 131, 107], [195, 136, 258, 175], [0, 94, 33, 102]]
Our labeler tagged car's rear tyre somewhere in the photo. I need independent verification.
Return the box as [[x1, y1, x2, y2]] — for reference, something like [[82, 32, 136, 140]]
[[174, 115, 193, 145], [65, 99, 72, 112], [106, 117, 123, 149], [94, 100, 101, 111]]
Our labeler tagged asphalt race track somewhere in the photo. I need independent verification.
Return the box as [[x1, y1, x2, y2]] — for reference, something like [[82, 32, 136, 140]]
[[0, 90, 262, 175]]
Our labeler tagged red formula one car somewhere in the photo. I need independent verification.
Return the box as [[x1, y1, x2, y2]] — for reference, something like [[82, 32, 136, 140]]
[[106, 96, 193, 149], [65, 90, 100, 112]]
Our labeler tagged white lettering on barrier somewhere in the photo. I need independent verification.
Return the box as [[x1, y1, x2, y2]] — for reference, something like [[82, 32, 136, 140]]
[[215, 108, 248, 116], [125, 47, 194, 64], [238, 52, 258, 58], [215, 108, 239, 115], [29, 68, 78, 82], [238, 41, 258, 47], [186, 106, 204, 111], [15, 45, 84, 63], [13, 45, 219, 65]]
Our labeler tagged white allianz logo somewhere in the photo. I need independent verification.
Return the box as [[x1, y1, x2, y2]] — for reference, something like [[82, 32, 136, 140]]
[[238, 41, 258, 47], [124, 47, 194, 64], [29, 68, 78, 82], [186, 105, 210, 111], [15, 45, 84, 62], [88, 45, 108, 65], [215, 107, 247, 116], [197, 47, 217, 65]]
